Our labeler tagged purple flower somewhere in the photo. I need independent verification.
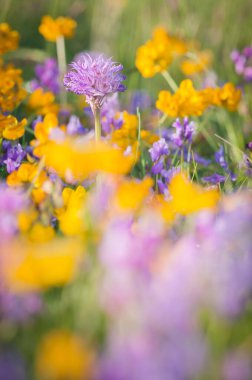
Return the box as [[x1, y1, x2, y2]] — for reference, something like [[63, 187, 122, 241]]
[[30, 58, 60, 94], [215, 145, 236, 181], [0, 350, 26, 380], [66, 115, 87, 135], [129, 91, 152, 113], [193, 152, 211, 166], [202, 173, 226, 184], [231, 47, 252, 83], [0, 185, 25, 239], [64, 54, 126, 110], [171, 117, 195, 148], [100, 94, 123, 134], [1, 143, 26, 173], [149, 138, 169, 162]]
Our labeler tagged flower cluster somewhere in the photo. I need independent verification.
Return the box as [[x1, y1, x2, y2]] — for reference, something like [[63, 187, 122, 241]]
[[231, 46, 252, 82], [136, 26, 187, 77], [39, 15, 77, 42]]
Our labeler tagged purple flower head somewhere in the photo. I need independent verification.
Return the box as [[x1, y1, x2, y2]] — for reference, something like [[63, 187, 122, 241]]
[[2, 143, 26, 173], [193, 152, 211, 167], [64, 54, 126, 110], [171, 117, 195, 148], [231, 47, 252, 83], [129, 91, 152, 113], [31, 58, 60, 94], [149, 138, 169, 162]]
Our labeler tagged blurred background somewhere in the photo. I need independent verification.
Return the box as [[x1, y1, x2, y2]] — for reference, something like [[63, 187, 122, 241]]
[[1, 0, 252, 93]]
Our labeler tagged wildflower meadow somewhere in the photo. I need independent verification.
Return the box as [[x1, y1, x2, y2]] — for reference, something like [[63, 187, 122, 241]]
[[0, 0, 252, 379]]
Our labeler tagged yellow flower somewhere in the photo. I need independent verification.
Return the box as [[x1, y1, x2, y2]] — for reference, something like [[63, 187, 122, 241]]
[[181, 50, 213, 76], [39, 15, 77, 42], [30, 113, 65, 157], [36, 330, 94, 380], [56, 186, 87, 236], [115, 177, 153, 211], [29, 223, 55, 242], [169, 173, 220, 215], [43, 138, 134, 182], [28, 88, 59, 115], [156, 79, 208, 117], [110, 111, 158, 152], [136, 27, 187, 78], [0, 114, 26, 140], [0, 63, 26, 112], [214, 83, 241, 112], [2, 237, 83, 292], [0, 23, 19, 54]]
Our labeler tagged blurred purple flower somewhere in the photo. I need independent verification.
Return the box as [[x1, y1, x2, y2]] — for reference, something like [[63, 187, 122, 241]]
[[64, 54, 126, 110], [0, 350, 26, 380], [30, 58, 60, 94], [0, 292, 43, 322], [66, 115, 87, 135], [171, 117, 195, 148], [202, 173, 226, 184], [129, 91, 152, 113], [100, 94, 123, 134], [231, 47, 252, 83], [1, 142, 26, 173], [149, 138, 169, 162]]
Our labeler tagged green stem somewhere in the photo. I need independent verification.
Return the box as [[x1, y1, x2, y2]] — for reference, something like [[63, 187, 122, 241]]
[[94, 107, 101, 141], [56, 35, 67, 105], [161, 71, 178, 92]]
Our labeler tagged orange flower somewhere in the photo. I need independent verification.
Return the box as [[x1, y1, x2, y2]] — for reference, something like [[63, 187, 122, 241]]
[[169, 173, 220, 215], [36, 330, 94, 380], [0, 23, 19, 54], [181, 50, 213, 76], [136, 27, 187, 78], [115, 177, 153, 211], [39, 15, 77, 42], [28, 88, 59, 115], [0, 114, 26, 140], [0, 63, 26, 112]]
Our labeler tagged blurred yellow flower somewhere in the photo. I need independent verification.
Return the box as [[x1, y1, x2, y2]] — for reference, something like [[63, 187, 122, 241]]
[[56, 186, 87, 236], [169, 173, 220, 215], [36, 330, 94, 380], [29, 223, 55, 242], [136, 27, 187, 78], [0, 63, 26, 112], [2, 238, 83, 292], [181, 50, 213, 76], [214, 82, 241, 112], [115, 177, 153, 211], [43, 138, 134, 181], [39, 15, 77, 42], [0, 23, 19, 54], [28, 88, 59, 115], [111, 111, 158, 152], [0, 114, 26, 140]]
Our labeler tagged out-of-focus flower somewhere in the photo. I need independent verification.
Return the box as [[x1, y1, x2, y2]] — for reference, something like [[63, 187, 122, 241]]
[[181, 50, 212, 76], [2, 237, 83, 292], [0, 23, 19, 54], [0, 63, 27, 112], [231, 47, 252, 83], [64, 54, 126, 110], [136, 26, 187, 78], [0, 350, 26, 380], [214, 83, 241, 111], [115, 177, 153, 212], [149, 138, 169, 162], [66, 115, 86, 135], [129, 91, 152, 113], [171, 117, 195, 147], [1, 142, 26, 173], [31, 58, 60, 94], [0, 185, 24, 239], [169, 172, 220, 215], [43, 139, 134, 182], [56, 186, 87, 236], [100, 93, 123, 134], [202, 173, 226, 184], [0, 114, 26, 140], [36, 330, 94, 380], [28, 88, 59, 115], [39, 15, 77, 42], [0, 291, 42, 322]]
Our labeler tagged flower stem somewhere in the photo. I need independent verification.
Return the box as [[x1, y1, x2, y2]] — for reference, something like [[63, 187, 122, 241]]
[[94, 107, 101, 141], [161, 71, 178, 92], [56, 35, 67, 105]]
